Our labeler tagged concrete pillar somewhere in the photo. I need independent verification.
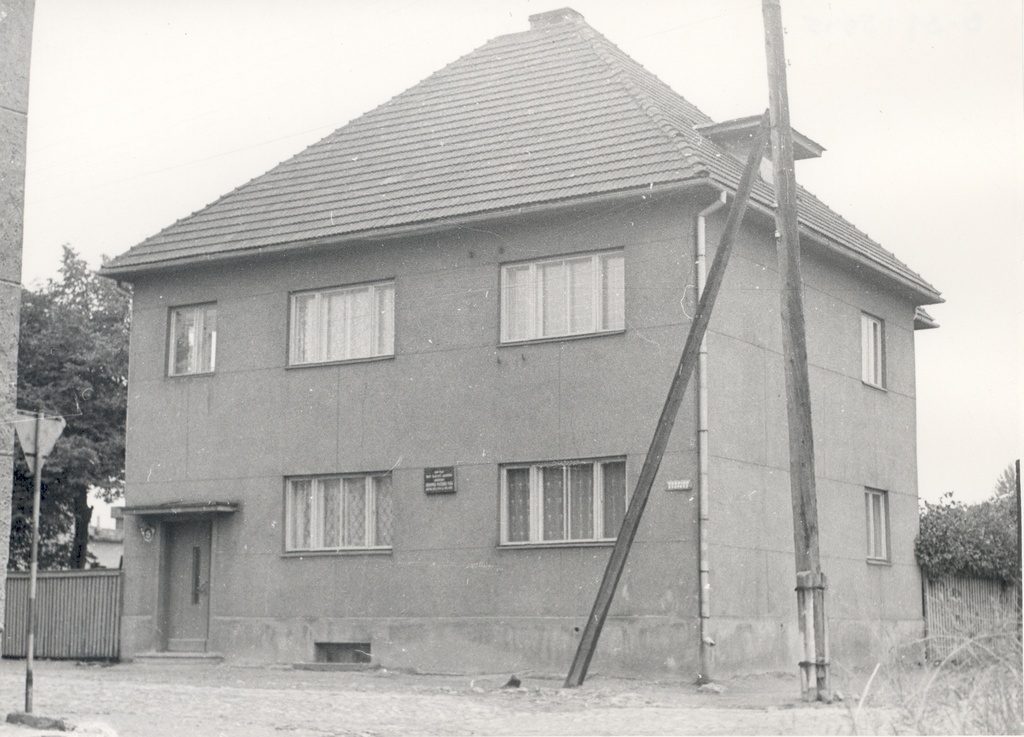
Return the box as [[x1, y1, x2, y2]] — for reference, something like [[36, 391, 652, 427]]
[[0, 0, 36, 643]]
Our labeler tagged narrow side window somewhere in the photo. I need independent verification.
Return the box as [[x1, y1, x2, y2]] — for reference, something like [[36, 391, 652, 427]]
[[865, 488, 890, 562], [861, 313, 885, 388]]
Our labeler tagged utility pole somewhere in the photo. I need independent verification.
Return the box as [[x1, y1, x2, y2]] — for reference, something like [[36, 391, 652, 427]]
[[762, 0, 830, 701]]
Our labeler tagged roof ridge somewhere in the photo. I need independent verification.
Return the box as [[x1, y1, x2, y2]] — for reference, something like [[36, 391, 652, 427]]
[[575, 23, 709, 178], [102, 11, 939, 303]]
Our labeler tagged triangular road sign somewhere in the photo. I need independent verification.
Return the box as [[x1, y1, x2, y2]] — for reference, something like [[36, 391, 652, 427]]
[[14, 411, 66, 471]]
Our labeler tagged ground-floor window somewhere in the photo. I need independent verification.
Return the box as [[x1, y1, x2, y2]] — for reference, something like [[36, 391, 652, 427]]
[[865, 488, 889, 562], [501, 458, 626, 544], [286, 473, 393, 551]]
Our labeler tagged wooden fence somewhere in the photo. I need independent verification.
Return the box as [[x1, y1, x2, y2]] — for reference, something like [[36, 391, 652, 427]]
[[923, 574, 1022, 661], [3, 569, 122, 660]]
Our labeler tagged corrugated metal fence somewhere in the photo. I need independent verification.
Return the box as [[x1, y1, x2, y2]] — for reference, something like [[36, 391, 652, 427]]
[[3, 569, 122, 660], [924, 574, 1022, 661]]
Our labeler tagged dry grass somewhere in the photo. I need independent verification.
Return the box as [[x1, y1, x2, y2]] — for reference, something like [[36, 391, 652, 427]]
[[836, 619, 1023, 735]]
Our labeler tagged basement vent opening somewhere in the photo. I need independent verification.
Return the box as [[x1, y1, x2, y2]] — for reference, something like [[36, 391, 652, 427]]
[[314, 642, 371, 664]]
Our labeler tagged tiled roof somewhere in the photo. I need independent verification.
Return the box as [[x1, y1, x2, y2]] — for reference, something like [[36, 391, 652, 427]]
[[103, 8, 940, 303]]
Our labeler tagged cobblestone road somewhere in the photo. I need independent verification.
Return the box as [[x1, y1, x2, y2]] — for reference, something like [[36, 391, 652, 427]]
[[0, 660, 895, 736]]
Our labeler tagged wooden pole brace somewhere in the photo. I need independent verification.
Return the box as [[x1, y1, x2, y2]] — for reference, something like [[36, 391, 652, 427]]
[[563, 112, 771, 689]]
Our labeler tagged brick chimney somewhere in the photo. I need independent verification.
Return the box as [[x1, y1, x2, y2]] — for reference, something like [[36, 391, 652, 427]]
[[529, 8, 585, 29]]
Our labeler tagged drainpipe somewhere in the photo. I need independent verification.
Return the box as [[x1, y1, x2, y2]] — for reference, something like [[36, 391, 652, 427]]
[[696, 190, 727, 683]]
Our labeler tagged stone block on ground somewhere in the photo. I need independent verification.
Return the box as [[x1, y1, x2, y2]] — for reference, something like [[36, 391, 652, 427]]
[[6, 711, 70, 730]]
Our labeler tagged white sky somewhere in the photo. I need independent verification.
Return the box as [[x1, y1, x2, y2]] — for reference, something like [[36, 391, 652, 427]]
[[21, 0, 1023, 504]]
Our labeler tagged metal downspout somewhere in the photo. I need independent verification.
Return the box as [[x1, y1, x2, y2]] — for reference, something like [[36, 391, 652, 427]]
[[696, 191, 727, 682]]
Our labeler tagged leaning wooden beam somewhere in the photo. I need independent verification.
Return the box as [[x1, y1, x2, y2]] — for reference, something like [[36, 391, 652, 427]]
[[762, 0, 830, 701], [564, 111, 771, 688]]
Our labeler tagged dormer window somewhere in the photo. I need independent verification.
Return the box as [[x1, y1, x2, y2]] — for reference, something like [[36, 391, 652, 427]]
[[695, 115, 824, 185]]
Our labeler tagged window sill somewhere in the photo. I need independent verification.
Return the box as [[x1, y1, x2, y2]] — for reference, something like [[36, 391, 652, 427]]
[[861, 380, 887, 392], [166, 370, 216, 379], [282, 548, 393, 558], [866, 557, 891, 567], [286, 354, 395, 370], [498, 540, 615, 550], [498, 329, 625, 348]]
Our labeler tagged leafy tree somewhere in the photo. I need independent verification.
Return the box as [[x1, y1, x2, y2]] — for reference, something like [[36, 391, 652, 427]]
[[11, 246, 130, 570], [994, 462, 1019, 499], [915, 463, 1021, 584]]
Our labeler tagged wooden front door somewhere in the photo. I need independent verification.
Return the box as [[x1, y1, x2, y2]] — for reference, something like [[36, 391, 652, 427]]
[[162, 519, 212, 652]]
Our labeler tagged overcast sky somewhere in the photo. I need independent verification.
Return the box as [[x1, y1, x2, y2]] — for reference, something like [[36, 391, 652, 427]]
[[20, 0, 1023, 504]]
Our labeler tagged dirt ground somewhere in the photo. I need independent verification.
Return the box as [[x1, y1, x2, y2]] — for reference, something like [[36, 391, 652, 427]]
[[0, 659, 896, 736]]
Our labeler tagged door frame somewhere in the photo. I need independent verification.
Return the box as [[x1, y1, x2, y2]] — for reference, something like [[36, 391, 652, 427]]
[[122, 502, 239, 655], [157, 517, 216, 652]]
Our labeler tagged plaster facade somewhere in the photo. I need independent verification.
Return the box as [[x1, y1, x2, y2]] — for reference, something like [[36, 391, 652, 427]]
[[120, 188, 926, 676], [700, 209, 924, 673], [0, 0, 35, 639]]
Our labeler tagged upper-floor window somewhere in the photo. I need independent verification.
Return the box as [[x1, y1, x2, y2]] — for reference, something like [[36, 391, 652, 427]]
[[500, 250, 624, 343], [861, 313, 885, 388], [286, 472, 393, 552], [168, 303, 217, 376], [865, 488, 890, 562], [290, 281, 395, 365], [501, 458, 627, 545]]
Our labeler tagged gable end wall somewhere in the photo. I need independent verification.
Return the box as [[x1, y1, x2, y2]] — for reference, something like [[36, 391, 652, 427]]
[[701, 209, 923, 674]]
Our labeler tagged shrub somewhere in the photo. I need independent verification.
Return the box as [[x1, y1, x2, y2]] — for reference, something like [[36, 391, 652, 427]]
[[915, 465, 1021, 583]]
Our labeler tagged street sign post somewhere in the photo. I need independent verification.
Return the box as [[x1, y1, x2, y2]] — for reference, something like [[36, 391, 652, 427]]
[[13, 410, 66, 713]]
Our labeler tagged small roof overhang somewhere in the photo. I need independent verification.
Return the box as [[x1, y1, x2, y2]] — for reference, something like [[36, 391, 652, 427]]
[[122, 501, 240, 517], [914, 307, 939, 330], [696, 115, 826, 160]]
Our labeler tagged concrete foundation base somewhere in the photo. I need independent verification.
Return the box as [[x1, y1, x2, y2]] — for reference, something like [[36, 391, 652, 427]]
[[121, 611, 924, 679], [124, 614, 703, 679]]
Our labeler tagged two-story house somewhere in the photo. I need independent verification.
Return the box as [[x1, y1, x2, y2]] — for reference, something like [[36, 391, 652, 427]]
[[102, 8, 941, 677]]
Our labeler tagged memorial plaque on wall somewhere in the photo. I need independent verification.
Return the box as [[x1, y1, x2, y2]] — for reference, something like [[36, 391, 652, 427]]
[[424, 467, 456, 495]]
